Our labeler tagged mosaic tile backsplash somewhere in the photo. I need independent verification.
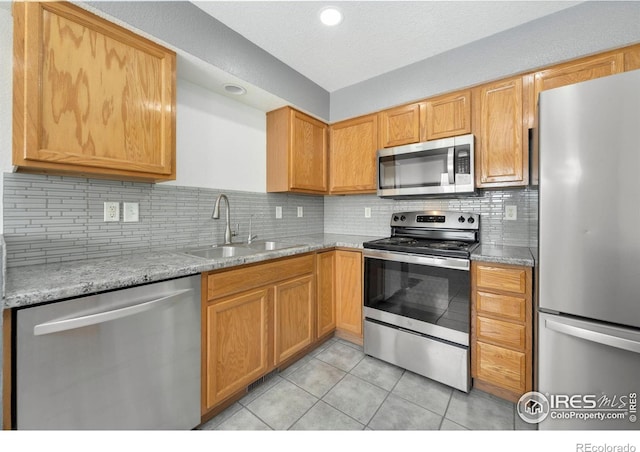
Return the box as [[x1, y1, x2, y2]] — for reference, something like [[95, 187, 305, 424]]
[[3, 173, 324, 267], [4, 173, 538, 267], [324, 189, 538, 247]]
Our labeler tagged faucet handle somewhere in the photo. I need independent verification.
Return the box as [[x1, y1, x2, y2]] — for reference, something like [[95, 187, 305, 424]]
[[232, 223, 239, 237]]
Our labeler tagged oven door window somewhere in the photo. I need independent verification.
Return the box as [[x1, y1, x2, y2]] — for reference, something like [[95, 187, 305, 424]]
[[364, 257, 470, 334]]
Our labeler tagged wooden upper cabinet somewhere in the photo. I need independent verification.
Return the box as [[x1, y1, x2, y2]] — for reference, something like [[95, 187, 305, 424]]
[[425, 90, 471, 140], [12, 1, 176, 182], [378, 102, 426, 148], [624, 45, 640, 72], [329, 114, 378, 194], [267, 106, 328, 194], [473, 75, 533, 188], [534, 52, 624, 100]]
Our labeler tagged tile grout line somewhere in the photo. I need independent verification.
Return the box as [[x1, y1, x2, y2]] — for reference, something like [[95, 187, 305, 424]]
[[437, 389, 455, 430]]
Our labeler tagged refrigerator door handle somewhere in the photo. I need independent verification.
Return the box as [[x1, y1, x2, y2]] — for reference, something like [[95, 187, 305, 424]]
[[545, 318, 640, 354], [33, 288, 193, 336]]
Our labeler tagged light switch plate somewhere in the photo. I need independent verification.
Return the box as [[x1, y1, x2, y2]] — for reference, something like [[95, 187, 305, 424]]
[[297, 206, 303, 217], [275, 206, 282, 219], [104, 202, 120, 222], [123, 202, 139, 222], [364, 207, 371, 218], [505, 205, 518, 221]]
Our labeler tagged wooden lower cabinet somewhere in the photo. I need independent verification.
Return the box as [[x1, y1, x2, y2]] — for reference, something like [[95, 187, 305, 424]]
[[335, 250, 363, 341], [204, 288, 271, 409], [202, 249, 364, 416], [471, 261, 532, 403], [316, 251, 337, 338], [274, 275, 315, 364]]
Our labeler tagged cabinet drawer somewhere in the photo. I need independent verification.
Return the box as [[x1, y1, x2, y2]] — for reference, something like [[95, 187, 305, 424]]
[[476, 291, 526, 322], [476, 316, 526, 350], [475, 342, 526, 393], [208, 254, 314, 300], [476, 265, 527, 294]]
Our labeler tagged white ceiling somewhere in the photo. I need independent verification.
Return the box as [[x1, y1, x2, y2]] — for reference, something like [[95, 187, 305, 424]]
[[193, 1, 581, 92]]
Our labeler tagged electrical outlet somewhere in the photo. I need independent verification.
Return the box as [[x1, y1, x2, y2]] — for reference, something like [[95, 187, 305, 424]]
[[103, 202, 120, 222], [297, 206, 303, 217], [123, 202, 139, 222], [364, 207, 371, 218], [275, 206, 282, 219], [505, 205, 518, 221]]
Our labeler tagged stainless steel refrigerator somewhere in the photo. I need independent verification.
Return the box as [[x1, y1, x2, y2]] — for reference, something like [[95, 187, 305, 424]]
[[537, 69, 640, 430]]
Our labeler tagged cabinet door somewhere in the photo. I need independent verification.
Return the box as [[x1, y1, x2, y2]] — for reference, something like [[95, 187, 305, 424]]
[[378, 102, 426, 148], [274, 275, 315, 365], [316, 251, 336, 338], [329, 114, 378, 194], [474, 342, 527, 394], [290, 110, 328, 193], [205, 289, 271, 409], [624, 45, 640, 71], [534, 53, 623, 100], [13, 2, 176, 181], [473, 75, 532, 187], [425, 91, 471, 140], [335, 250, 363, 338]]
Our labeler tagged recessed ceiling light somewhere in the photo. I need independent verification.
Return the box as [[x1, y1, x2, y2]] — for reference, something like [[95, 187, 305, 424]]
[[319, 7, 343, 26], [223, 83, 247, 95]]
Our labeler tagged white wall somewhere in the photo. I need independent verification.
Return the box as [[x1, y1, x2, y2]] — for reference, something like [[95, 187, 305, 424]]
[[170, 78, 267, 192], [0, 3, 15, 235]]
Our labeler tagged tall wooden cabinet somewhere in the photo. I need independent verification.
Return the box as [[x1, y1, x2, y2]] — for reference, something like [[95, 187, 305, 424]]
[[473, 75, 534, 188], [471, 261, 533, 403], [13, 1, 176, 182], [266, 106, 328, 194], [329, 114, 378, 194]]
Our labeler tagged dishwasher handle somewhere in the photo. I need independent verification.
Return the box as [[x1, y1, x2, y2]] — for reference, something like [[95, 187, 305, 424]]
[[33, 288, 193, 336]]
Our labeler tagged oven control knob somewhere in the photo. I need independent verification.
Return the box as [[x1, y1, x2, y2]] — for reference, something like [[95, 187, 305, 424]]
[[467, 217, 475, 224], [458, 216, 465, 223], [400, 215, 406, 221], [393, 215, 399, 222]]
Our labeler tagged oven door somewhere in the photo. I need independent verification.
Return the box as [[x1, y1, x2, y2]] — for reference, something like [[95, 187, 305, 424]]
[[363, 249, 471, 346]]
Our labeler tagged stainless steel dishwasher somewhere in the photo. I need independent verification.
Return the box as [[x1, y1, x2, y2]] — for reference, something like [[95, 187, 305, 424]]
[[14, 275, 200, 430]]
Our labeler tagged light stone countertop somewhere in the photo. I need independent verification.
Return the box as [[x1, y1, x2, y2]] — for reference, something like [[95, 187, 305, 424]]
[[4, 233, 382, 309], [471, 244, 535, 266]]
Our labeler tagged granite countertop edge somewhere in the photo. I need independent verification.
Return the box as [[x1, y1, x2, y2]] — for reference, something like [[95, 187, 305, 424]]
[[471, 244, 536, 266], [3, 234, 382, 309]]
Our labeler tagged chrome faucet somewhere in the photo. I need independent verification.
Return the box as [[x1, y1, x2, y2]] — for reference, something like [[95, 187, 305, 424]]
[[212, 194, 234, 245], [247, 215, 258, 244]]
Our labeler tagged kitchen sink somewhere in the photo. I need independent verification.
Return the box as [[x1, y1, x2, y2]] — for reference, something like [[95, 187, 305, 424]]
[[185, 245, 255, 259], [246, 240, 299, 251], [183, 241, 302, 259]]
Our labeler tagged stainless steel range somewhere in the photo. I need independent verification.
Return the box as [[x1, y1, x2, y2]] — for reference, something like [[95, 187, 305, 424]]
[[362, 210, 479, 392]]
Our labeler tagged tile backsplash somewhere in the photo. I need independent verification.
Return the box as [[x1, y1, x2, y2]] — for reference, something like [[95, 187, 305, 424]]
[[4, 173, 323, 267], [324, 189, 538, 247], [4, 173, 538, 267]]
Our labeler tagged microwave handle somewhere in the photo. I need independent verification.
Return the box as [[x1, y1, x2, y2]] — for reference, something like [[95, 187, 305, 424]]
[[447, 147, 455, 184]]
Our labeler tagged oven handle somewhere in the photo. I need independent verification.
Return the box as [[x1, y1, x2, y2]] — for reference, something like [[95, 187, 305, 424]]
[[363, 249, 470, 271]]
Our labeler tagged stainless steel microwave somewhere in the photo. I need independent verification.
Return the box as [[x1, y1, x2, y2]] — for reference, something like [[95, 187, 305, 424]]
[[377, 134, 475, 198]]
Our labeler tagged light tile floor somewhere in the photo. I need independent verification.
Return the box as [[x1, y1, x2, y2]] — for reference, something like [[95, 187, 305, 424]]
[[199, 337, 536, 431]]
